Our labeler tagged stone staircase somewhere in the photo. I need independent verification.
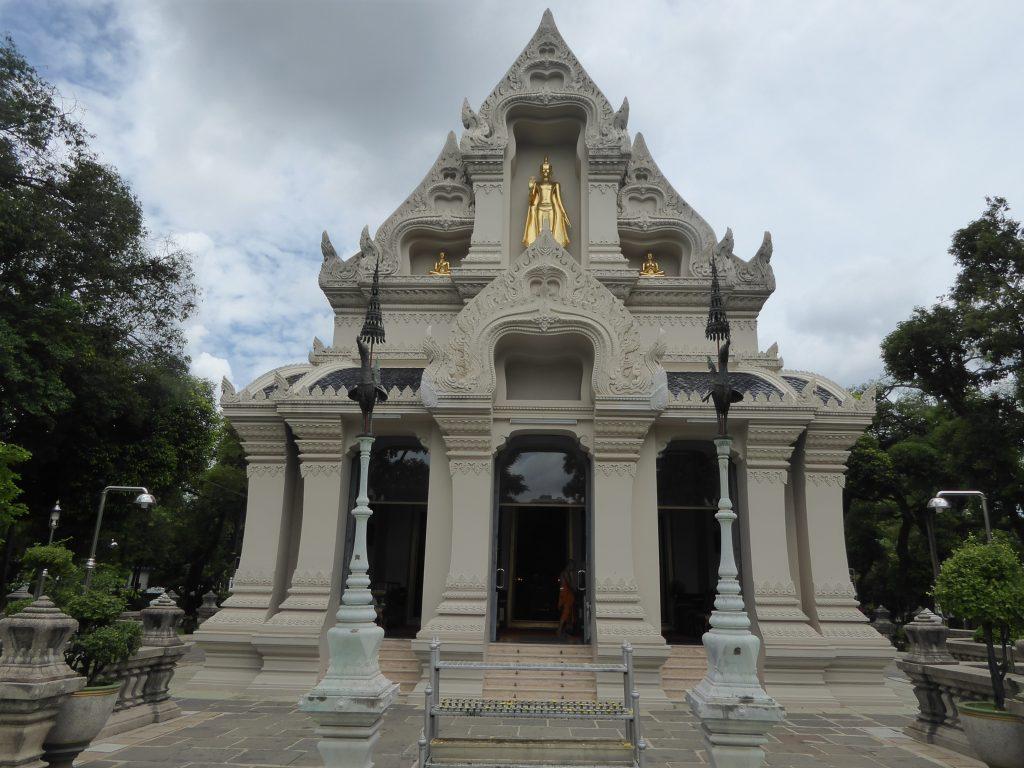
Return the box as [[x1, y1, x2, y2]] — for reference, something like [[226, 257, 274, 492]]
[[660, 644, 706, 702], [482, 643, 597, 701], [379, 638, 421, 694]]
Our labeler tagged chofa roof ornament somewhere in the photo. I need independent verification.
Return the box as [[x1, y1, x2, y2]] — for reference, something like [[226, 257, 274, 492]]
[[703, 254, 743, 436]]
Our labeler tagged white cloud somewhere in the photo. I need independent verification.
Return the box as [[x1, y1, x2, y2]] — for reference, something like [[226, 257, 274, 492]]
[[5, 0, 1023, 389]]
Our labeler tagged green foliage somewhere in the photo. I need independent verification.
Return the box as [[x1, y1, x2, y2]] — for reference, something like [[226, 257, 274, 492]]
[[3, 597, 30, 616], [19, 542, 75, 580], [0, 35, 234, 605], [933, 535, 1024, 709], [0, 441, 29, 534], [65, 621, 142, 686]]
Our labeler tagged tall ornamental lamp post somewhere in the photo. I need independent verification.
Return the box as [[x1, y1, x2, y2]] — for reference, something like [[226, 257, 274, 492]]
[[924, 490, 991, 616], [33, 501, 62, 598], [300, 257, 397, 768], [686, 257, 784, 768], [84, 486, 156, 591]]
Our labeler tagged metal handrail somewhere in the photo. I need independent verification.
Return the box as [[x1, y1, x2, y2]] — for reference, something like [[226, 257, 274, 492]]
[[420, 639, 645, 768]]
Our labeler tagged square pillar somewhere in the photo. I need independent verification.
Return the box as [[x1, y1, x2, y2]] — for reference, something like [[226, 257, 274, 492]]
[[743, 423, 840, 710], [251, 416, 348, 696], [463, 159, 504, 266], [414, 412, 491, 696], [193, 415, 294, 693], [800, 428, 897, 708], [592, 414, 667, 702]]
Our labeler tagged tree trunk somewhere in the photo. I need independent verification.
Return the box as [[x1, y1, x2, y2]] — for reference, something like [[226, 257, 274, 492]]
[[983, 622, 1006, 710]]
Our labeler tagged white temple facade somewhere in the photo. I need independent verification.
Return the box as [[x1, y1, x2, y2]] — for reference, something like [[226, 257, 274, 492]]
[[193, 11, 896, 710]]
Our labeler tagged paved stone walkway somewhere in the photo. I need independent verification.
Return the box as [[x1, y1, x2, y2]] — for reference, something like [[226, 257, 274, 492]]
[[75, 697, 982, 768]]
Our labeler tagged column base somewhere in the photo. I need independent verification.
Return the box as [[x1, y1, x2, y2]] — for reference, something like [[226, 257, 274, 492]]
[[190, 628, 263, 695], [595, 642, 669, 705], [411, 638, 484, 698], [248, 632, 323, 699], [824, 644, 901, 710]]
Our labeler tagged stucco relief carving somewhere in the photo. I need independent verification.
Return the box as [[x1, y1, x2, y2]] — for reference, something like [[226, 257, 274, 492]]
[[594, 462, 637, 478], [748, 469, 788, 485], [421, 231, 662, 403], [449, 460, 491, 477], [460, 11, 628, 155], [299, 462, 342, 479], [246, 463, 286, 479], [320, 132, 474, 282], [806, 472, 846, 488], [814, 581, 858, 600]]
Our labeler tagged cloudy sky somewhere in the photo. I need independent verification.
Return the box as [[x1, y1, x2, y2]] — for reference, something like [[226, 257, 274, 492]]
[[4, 0, 1023, 391]]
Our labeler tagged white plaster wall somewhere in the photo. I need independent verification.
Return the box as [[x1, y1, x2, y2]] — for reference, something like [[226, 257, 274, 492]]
[[632, 432, 662, 637]]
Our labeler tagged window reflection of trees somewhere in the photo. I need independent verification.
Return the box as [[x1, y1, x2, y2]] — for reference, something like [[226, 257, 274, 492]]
[[498, 449, 585, 504], [367, 445, 429, 503]]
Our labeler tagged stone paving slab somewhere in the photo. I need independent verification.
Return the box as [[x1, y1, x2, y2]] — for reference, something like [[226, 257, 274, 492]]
[[76, 698, 983, 768]]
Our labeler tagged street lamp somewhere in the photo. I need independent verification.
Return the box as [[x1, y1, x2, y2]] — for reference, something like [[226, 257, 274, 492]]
[[83, 486, 156, 590], [686, 255, 782, 766], [928, 490, 992, 542], [33, 500, 62, 597]]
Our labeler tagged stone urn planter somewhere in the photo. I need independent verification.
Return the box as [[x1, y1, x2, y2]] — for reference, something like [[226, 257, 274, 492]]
[[959, 701, 1024, 768], [42, 682, 120, 767]]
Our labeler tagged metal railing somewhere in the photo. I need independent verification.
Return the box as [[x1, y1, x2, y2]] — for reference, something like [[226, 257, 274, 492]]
[[418, 639, 646, 768]]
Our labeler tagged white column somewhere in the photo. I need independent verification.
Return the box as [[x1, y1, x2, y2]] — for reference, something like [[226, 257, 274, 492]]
[[592, 414, 667, 702], [800, 428, 897, 708], [420, 423, 453, 628], [743, 423, 840, 709], [463, 163, 504, 266], [193, 416, 293, 692], [414, 412, 492, 695], [251, 416, 348, 696]]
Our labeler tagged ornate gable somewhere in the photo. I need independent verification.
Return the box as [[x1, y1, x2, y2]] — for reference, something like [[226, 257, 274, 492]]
[[422, 230, 664, 403], [319, 131, 474, 284], [460, 9, 629, 154], [618, 133, 717, 257]]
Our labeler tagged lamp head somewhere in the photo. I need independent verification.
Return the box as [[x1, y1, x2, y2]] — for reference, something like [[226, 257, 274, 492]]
[[49, 501, 61, 527], [134, 492, 157, 509], [927, 496, 951, 511]]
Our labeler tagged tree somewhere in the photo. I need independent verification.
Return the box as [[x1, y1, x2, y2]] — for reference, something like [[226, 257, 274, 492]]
[[0, 35, 220, 599], [881, 198, 1024, 545]]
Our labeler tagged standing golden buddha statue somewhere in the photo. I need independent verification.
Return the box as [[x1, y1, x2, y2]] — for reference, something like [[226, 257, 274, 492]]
[[640, 252, 665, 276], [522, 156, 571, 248], [429, 251, 451, 276]]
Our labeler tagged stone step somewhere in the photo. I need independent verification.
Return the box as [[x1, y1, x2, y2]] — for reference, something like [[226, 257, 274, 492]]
[[430, 738, 633, 767], [482, 643, 598, 702], [660, 644, 707, 702], [379, 639, 421, 693]]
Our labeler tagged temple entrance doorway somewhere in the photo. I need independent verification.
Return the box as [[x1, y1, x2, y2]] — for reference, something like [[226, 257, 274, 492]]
[[657, 442, 735, 644], [343, 439, 429, 638], [492, 438, 591, 644]]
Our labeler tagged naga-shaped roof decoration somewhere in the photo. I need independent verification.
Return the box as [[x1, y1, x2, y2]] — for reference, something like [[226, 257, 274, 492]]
[[460, 9, 629, 154], [319, 131, 474, 284]]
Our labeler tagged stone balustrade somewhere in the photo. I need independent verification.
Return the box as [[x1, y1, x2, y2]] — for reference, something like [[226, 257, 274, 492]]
[[98, 593, 191, 738], [947, 636, 1021, 665], [898, 609, 1024, 757]]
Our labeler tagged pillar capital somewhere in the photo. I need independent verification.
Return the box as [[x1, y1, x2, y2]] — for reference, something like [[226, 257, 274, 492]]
[[592, 415, 652, 463], [803, 427, 861, 474], [232, 416, 289, 464], [435, 413, 493, 461], [744, 422, 804, 471], [285, 416, 345, 464]]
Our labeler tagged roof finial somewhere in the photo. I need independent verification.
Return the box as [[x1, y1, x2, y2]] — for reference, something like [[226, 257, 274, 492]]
[[705, 254, 730, 345], [359, 257, 386, 346]]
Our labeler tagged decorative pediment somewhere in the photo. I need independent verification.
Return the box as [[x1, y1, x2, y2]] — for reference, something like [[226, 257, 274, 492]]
[[422, 230, 662, 402], [618, 133, 716, 255], [319, 132, 474, 284], [461, 10, 628, 154]]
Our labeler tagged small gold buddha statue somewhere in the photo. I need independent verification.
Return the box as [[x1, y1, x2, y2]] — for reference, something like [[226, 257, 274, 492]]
[[429, 251, 451, 276], [523, 156, 571, 248], [640, 252, 665, 277]]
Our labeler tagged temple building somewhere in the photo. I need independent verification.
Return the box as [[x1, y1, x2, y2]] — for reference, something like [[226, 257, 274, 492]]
[[194, 10, 895, 709]]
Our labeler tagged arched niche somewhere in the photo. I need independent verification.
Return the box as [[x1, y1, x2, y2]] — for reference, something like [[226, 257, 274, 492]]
[[505, 104, 586, 263], [495, 330, 594, 405], [402, 227, 472, 276], [619, 230, 691, 277]]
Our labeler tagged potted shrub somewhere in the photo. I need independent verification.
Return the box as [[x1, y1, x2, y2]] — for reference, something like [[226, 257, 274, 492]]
[[14, 543, 142, 767], [933, 534, 1024, 768]]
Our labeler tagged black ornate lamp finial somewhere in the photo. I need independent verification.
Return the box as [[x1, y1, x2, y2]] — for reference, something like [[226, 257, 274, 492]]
[[350, 256, 388, 434], [703, 254, 742, 436]]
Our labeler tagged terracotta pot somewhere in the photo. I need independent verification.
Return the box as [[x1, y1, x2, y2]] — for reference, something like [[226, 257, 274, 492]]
[[959, 700, 1024, 768], [43, 682, 120, 768]]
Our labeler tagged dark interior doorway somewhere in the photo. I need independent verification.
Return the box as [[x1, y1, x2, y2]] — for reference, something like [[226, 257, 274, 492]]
[[493, 439, 590, 643], [345, 439, 429, 638], [657, 443, 735, 644]]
